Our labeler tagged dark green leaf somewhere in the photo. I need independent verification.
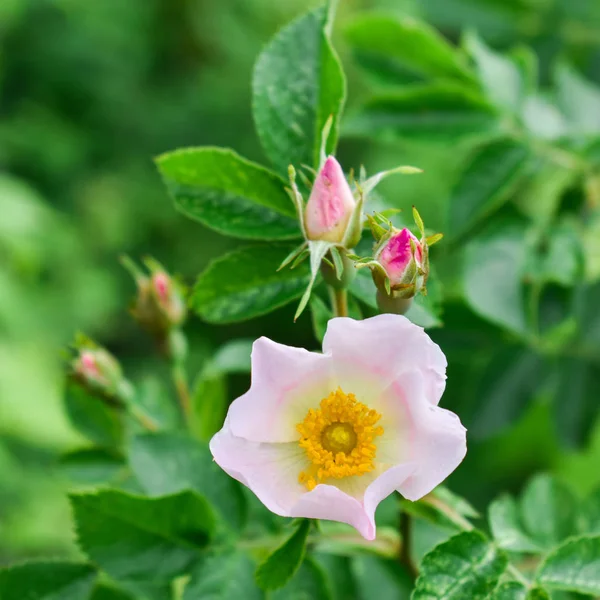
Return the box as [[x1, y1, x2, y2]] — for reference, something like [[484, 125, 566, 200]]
[[270, 558, 332, 600], [64, 381, 124, 449], [314, 554, 358, 600], [71, 489, 214, 582], [352, 555, 412, 599], [491, 582, 550, 599], [183, 550, 263, 600], [156, 148, 300, 240], [412, 531, 508, 599], [537, 535, 600, 595], [0, 562, 96, 600], [448, 137, 529, 237], [129, 433, 246, 531], [463, 220, 529, 335], [520, 474, 578, 549], [464, 31, 523, 113], [90, 583, 137, 600], [59, 448, 126, 488], [191, 244, 311, 324], [583, 487, 600, 534], [470, 348, 542, 439], [345, 85, 499, 142], [488, 494, 542, 553], [253, 4, 345, 175], [345, 14, 474, 82], [256, 520, 310, 591]]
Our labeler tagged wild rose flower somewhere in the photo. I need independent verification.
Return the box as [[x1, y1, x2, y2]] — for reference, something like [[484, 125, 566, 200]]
[[304, 156, 356, 243], [210, 314, 466, 541]]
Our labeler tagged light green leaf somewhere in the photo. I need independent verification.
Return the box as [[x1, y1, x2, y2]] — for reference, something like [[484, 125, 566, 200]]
[[345, 13, 474, 82], [448, 137, 529, 237], [412, 531, 508, 599], [253, 4, 345, 175], [464, 31, 523, 113], [488, 494, 542, 553], [256, 520, 311, 591], [463, 220, 528, 336], [270, 558, 331, 600], [294, 240, 331, 320], [520, 474, 578, 549], [555, 63, 600, 136], [59, 448, 126, 488], [521, 95, 568, 141], [345, 85, 499, 142], [183, 550, 263, 600], [211, 339, 253, 374], [71, 489, 215, 582], [129, 433, 246, 531], [0, 562, 97, 600], [190, 368, 227, 443], [64, 381, 124, 449], [537, 535, 600, 595], [131, 377, 180, 431], [191, 244, 311, 324], [491, 582, 550, 599], [156, 148, 300, 240]]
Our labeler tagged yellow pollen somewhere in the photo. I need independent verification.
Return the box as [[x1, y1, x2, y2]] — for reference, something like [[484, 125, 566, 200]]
[[296, 388, 384, 490]]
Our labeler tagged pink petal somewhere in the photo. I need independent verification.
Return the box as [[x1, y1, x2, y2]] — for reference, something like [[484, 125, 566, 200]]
[[210, 418, 308, 515], [228, 337, 334, 443], [381, 370, 467, 501], [323, 314, 447, 405]]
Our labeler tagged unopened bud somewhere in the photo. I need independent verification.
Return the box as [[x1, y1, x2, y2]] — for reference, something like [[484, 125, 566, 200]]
[[305, 156, 356, 243], [73, 346, 122, 396], [377, 228, 424, 290]]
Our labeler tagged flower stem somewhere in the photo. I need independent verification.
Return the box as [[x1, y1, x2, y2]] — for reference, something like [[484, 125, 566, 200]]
[[399, 511, 418, 579], [172, 361, 192, 425], [330, 287, 349, 317]]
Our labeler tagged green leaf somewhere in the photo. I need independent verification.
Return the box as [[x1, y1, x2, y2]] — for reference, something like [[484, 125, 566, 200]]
[[59, 448, 126, 488], [488, 494, 542, 553], [520, 474, 578, 549], [470, 348, 543, 439], [256, 520, 311, 591], [131, 377, 180, 431], [294, 240, 332, 320], [345, 85, 499, 142], [352, 555, 413, 599], [90, 583, 137, 600], [314, 554, 358, 600], [253, 4, 345, 175], [191, 244, 311, 324], [555, 63, 600, 136], [491, 582, 550, 599], [463, 220, 528, 336], [156, 148, 300, 240], [270, 558, 331, 600], [464, 31, 523, 113], [583, 487, 600, 534], [64, 381, 125, 449], [345, 14, 474, 82], [129, 433, 246, 531], [211, 339, 253, 374], [71, 489, 215, 582], [412, 531, 508, 599], [448, 137, 529, 237], [190, 368, 228, 443], [537, 535, 600, 595], [0, 562, 97, 600], [183, 550, 263, 600]]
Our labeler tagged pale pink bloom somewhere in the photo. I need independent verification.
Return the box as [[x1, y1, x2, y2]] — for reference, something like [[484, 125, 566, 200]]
[[210, 314, 466, 541], [378, 228, 423, 286], [304, 156, 356, 242]]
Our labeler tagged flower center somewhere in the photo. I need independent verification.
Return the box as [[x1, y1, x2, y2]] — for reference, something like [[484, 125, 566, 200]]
[[296, 388, 384, 491]]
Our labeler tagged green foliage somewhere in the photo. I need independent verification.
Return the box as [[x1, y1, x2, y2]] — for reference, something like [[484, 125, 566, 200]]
[[0, 562, 97, 600], [128, 433, 246, 530], [59, 449, 126, 488], [156, 148, 300, 241], [252, 3, 346, 175], [269, 559, 331, 600], [71, 490, 215, 582], [491, 582, 550, 599], [191, 244, 311, 324], [537, 536, 600, 595], [412, 531, 508, 599], [255, 519, 311, 591]]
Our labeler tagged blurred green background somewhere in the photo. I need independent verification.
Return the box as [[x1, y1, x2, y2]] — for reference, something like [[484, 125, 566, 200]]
[[1, 0, 599, 565]]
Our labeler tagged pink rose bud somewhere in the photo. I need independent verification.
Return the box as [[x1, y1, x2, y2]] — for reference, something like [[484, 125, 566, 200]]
[[73, 346, 122, 395], [377, 228, 423, 287], [304, 156, 356, 243], [150, 271, 186, 326]]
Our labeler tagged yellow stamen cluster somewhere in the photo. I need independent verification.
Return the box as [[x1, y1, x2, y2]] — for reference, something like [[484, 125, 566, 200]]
[[297, 388, 384, 491]]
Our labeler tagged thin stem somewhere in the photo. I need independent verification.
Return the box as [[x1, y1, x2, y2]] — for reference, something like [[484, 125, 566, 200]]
[[116, 380, 159, 431], [172, 362, 192, 424], [330, 287, 349, 317], [129, 404, 159, 431], [399, 511, 418, 579]]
